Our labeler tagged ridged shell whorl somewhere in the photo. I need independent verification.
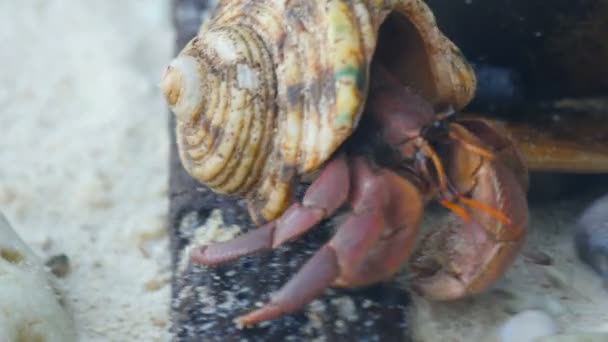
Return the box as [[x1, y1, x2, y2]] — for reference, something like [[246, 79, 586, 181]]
[[161, 0, 477, 224]]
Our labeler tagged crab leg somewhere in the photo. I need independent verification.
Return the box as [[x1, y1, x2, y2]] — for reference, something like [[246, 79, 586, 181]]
[[236, 245, 341, 325], [237, 157, 422, 325], [191, 154, 350, 266], [237, 208, 384, 325]]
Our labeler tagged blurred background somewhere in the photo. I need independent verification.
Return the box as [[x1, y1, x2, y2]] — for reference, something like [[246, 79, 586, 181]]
[[1, 1, 174, 340]]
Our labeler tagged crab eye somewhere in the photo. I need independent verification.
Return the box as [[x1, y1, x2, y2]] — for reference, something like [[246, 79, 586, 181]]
[[415, 150, 426, 162]]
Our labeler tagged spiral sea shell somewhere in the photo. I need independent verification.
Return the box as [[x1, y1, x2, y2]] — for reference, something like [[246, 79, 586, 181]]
[[161, 0, 477, 224]]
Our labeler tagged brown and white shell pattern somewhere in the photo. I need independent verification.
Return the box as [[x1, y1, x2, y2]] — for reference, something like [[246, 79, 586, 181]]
[[161, 0, 477, 224]]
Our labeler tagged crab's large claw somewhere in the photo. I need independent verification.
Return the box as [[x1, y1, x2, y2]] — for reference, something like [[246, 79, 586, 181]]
[[409, 118, 529, 300]]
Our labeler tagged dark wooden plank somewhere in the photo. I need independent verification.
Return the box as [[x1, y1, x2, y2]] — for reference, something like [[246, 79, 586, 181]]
[[464, 99, 608, 174]]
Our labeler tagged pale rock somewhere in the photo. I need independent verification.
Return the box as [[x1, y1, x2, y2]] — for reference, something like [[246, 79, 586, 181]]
[[497, 310, 559, 342], [536, 333, 608, 342], [0, 212, 76, 342]]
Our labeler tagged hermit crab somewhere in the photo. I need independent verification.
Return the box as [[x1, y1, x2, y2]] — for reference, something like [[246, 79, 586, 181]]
[[161, 0, 529, 325]]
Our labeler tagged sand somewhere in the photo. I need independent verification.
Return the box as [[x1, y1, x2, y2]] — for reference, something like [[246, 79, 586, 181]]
[[410, 195, 608, 341], [0, 1, 174, 340], [1, 1, 606, 341]]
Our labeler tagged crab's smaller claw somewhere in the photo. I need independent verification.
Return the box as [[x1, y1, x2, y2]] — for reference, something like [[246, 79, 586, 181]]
[[409, 119, 529, 300]]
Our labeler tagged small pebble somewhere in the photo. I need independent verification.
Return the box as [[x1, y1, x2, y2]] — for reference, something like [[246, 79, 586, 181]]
[[0, 247, 24, 264], [496, 310, 558, 342], [150, 316, 167, 328], [523, 248, 554, 266], [45, 254, 71, 278], [144, 279, 165, 292]]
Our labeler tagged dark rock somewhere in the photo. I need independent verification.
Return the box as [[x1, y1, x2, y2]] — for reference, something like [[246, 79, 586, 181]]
[[45, 254, 71, 278], [467, 63, 525, 115], [522, 248, 553, 266]]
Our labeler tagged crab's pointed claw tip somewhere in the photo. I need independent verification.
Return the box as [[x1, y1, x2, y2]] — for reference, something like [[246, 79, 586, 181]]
[[190, 246, 204, 262], [236, 304, 283, 326]]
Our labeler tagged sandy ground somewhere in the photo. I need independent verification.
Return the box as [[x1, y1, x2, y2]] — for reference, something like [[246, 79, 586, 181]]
[[0, 1, 174, 341], [410, 196, 608, 341], [1, 1, 607, 341]]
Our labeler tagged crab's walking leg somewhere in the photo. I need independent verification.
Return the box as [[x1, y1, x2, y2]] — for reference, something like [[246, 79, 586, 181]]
[[191, 154, 350, 266], [237, 210, 384, 325], [237, 157, 423, 325]]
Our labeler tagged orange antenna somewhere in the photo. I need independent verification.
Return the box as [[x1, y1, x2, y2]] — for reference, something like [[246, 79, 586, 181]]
[[417, 141, 474, 223], [458, 197, 512, 226], [447, 181, 513, 226], [416, 118, 512, 227], [439, 198, 471, 223], [419, 142, 448, 191]]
